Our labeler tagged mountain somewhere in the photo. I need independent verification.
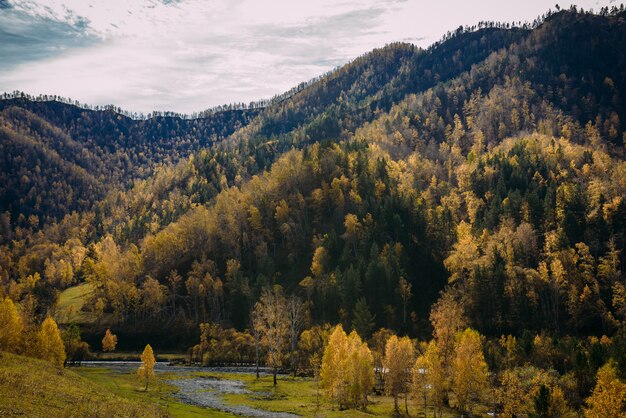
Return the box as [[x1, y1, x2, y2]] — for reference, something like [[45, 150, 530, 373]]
[[1, 8, 626, 347], [100, 9, 626, 247], [0, 98, 259, 225], [0, 25, 529, 244]]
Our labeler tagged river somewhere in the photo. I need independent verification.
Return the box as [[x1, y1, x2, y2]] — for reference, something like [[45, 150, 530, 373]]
[[81, 361, 299, 417]]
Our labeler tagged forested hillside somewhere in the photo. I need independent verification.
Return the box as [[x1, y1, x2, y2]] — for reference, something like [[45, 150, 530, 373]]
[[2, 8, 626, 413], [0, 99, 259, 226], [2, 7, 625, 331]]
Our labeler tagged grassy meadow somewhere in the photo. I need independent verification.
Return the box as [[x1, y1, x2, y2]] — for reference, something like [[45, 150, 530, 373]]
[[77, 366, 472, 417], [0, 351, 163, 417], [55, 283, 97, 325], [212, 372, 471, 417], [1, 349, 476, 417]]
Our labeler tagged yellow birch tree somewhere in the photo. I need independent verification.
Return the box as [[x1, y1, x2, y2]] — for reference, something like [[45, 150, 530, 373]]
[[321, 324, 349, 409], [0, 297, 23, 352], [384, 335, 414, 414], [430, 290, 466, 369], [497, 368, 533, 417], [413, 341, 449, 417], [102, 328, 118, 352], [413, 351, 430, 418], [37, 316, 66, 367], [452, 328, 488, 416], [584, 360, 626, 418], [253, 285, 289, 386], [347, 330, 374, 410], [138, 344, 156, 391]]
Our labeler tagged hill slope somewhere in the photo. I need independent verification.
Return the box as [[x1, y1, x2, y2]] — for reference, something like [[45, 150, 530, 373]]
[[0, 99, 259, 226], [104, 9, 626, 246], [0, 352, 163, 417], [1, 9, 626, 343]]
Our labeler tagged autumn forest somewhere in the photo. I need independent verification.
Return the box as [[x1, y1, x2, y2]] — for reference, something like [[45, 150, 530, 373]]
[[2, 5, 626, 417]]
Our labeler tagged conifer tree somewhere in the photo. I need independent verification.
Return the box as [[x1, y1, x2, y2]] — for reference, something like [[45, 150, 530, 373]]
[[352, 297, 375, 339], [63, 325, 90, 365], [396, 277, 412, 325]]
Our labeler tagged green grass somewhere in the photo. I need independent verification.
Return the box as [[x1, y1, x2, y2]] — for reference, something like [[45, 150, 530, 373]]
[[0, 351, 163, 417], [219, 373, 390, 417], [1, 352, 490, 417], [199, 372, 466, 417], [56, 282, 96, 324], [78, 367, 477, 417], [75, 367, 233, 417]]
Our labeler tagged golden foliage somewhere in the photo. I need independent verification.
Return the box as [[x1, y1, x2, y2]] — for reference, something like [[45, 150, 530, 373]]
[[383, 335, 414, 413], [0, 297, 23, 353], [346, 331, 375, 410], [497, 368, 534, 417], [320, 325, 374, 410], [430, 290, 466, 367], [252, 285, 291, 385], [452, 328, 488, 415], [321, 325, 349, 408], [412, 340, 447, 418], [101, 329, 118, 352], [36, 317, 66, 367], [584, 361, 626, 418], [137, 344, 156, 391], [310, 246, 329, 279]]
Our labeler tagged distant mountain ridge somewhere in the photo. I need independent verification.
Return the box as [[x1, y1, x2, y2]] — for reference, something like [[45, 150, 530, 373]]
[[0, 98, 259, 224], [0, 22, 529, 227], [3, 9, 626, 231]]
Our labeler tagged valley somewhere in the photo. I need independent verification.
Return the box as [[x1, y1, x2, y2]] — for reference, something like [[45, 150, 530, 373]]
[[2, 5, 626, 417]]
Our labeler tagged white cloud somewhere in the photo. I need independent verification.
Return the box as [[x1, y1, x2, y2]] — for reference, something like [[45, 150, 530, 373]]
[[0, 0, 618, 113]]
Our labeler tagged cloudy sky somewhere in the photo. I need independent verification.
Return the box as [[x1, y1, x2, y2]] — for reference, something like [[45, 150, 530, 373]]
[[0, 0, 618, 114]]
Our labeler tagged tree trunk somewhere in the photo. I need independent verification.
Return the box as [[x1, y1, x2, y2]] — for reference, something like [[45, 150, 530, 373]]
[[292, 329, 297, 377], [405, 391, 409, 415], [273, 367, 277, 386], [255, 336, 260, 379], [403, 302, 406, 324]]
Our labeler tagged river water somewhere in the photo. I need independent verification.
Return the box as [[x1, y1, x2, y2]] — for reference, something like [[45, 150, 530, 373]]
[[81, 361, 299, 417]]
